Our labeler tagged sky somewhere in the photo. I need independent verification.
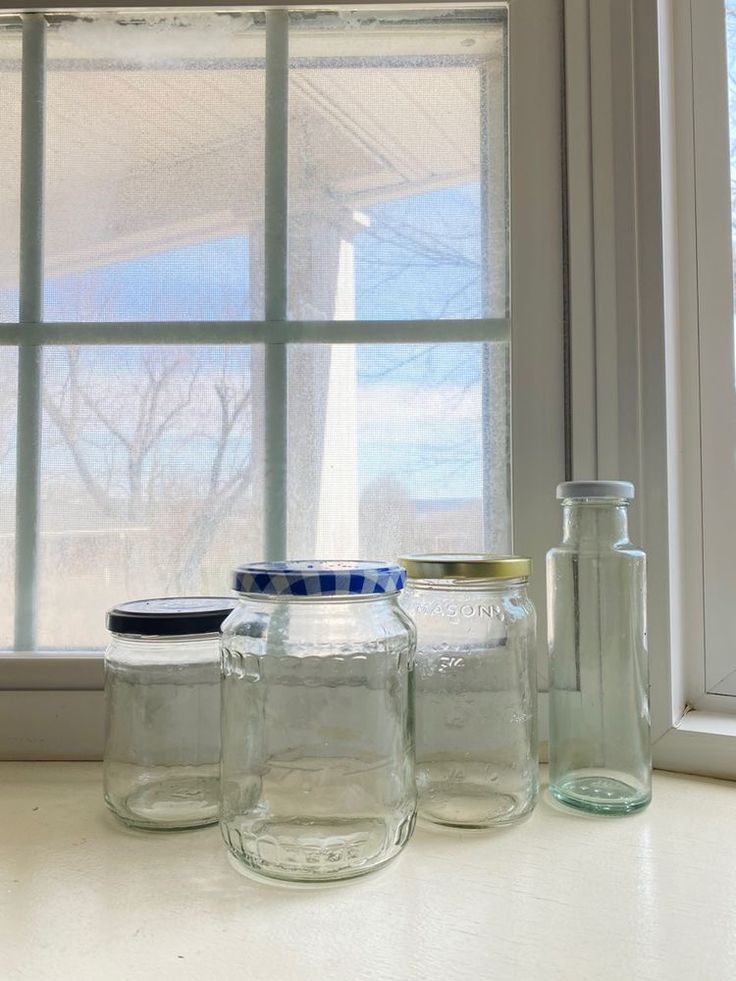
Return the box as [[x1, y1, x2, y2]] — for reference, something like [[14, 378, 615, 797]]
[[0, 184, 500, 502]]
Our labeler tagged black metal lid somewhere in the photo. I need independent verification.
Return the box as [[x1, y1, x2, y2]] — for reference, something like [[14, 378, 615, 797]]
[[106, 597, 238, 637]]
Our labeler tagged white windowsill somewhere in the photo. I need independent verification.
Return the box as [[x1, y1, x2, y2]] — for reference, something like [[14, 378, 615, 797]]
[[2, 763, 735, 980], [0, 651, 104, 690], [677, 709, 736, 737], [653, 709, 736, 780]]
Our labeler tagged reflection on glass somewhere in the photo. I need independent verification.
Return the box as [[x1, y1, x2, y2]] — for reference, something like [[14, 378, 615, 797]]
[[44, 12, 265, 321], [3, 9, 512, 651], [0, 19, 21, 323], [39, 346, 262, 648], [287, 342, 509, 561], [288, 8, 507, 321], [728, 3, 736, 377], [0, 348, 18, 647]]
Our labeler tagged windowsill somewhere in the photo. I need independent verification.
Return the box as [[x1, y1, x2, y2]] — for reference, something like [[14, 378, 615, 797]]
[[2, 764, 735, 979], [0, 651, 104, 690], [677, 709, 736, 737]]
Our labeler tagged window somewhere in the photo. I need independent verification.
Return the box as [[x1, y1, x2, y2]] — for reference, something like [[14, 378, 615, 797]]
[[650, 0, 736, 777], [686, 0, 736, 700], [0, 3, 565, 757]]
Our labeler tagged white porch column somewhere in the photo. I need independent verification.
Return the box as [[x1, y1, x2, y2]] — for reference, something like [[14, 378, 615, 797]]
[[287, 211, 364, 558], [314, 238, 359, 557]]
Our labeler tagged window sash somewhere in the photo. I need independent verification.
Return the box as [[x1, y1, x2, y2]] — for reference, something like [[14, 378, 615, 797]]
[[0, 1, 565, 758], [633, 0, 736, 778], [2, 8, 510, 655], [688, 0, 736, 701], [557, 0, 736, 777], [665, 0, 736, 715]]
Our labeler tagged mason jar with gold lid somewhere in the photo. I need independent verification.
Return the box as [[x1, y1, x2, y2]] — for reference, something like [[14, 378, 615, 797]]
[[400, 554, 538, 829]]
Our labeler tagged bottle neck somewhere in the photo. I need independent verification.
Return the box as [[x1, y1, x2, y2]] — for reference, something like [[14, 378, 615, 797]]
[[561, 499, 630, 547]]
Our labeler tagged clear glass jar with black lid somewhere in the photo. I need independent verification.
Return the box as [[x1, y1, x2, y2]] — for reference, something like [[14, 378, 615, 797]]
[[104, 597, 237, 831], [400, 555, 538, 829], [220, 561, 416, 883]]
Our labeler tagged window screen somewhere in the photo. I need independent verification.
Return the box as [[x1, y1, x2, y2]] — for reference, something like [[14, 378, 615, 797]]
[[0, 7, 509, 649]]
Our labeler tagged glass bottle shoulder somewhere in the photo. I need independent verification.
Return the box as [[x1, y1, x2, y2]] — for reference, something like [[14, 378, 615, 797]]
[[547, 543, 645, 561]]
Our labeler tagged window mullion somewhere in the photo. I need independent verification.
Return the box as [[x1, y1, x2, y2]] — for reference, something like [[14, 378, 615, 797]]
[[480, 64, 494, 553], [14, 12, 45, 652], [263, 9, 289, 561], [0, 318, 510, 347], [480, 40, 510, 553]]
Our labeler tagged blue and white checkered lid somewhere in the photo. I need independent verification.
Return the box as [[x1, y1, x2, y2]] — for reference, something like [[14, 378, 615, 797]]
[[232, 561, 406, 597]]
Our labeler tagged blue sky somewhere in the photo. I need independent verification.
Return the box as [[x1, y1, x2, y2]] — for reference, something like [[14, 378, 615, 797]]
[[1, 185, 495, 501]]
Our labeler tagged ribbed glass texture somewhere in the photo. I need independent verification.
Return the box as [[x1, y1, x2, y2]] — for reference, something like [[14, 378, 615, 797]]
[[220, 591, 416, 882]]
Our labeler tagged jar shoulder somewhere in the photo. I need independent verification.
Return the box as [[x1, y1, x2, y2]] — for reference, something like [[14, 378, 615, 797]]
[[401, 588, 535, 626], [105, 635, 220, 667], [221, 597, 414, 651]]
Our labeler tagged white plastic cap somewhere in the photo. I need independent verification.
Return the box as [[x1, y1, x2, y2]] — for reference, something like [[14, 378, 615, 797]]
[[556, 480, 635, 500]]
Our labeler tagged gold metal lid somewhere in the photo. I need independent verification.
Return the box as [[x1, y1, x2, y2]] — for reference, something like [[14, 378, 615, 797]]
[[399, 554, 532, 580]]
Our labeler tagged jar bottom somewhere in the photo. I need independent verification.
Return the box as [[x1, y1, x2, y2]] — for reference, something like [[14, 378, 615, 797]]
[[417, 760, 537, 828], [105, 762, 220, 830], [225, 835, 406, 888], [550, 771, 651, 816], [221, 812, 415, 883], [418, 792, 534, 829]]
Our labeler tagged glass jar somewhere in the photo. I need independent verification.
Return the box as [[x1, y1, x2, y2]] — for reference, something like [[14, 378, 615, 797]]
[[401, 555, 538, 829], [547, 480, 651, 814], [104, 597, 237, 830], [220, 561, 416, 883]]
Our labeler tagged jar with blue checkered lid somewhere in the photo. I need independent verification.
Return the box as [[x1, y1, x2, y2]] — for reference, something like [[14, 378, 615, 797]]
[[220, 561, 416, 882]]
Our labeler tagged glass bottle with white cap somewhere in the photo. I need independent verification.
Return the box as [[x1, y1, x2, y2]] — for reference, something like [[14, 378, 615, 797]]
[[220, 560, 416, 883], [547, 480, 651, 814]]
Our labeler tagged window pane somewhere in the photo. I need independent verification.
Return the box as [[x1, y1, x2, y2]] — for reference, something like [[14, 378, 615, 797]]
[[703, 2, 736, 693], [39, 346, 262, 648], [729, 1, 736, 351], [287, 8, 507, 321], [286, 342, 509, 560], [0, 18, 21, 323], [0, 348, 17, 647], [45, 13, 265, 322]]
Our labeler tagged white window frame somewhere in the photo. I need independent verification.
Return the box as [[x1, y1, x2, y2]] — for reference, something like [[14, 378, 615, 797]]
[[0, 0, 566, 759], [666, 0, 736, 707], [563, 0, 736, 780], [652, 0, 736, 776]]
